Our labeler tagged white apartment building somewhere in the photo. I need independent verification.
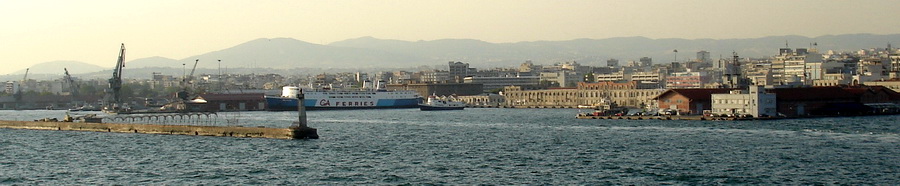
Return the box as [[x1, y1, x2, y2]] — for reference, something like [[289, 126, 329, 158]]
[[631, 71, 663, 82], [711, 86, 777, 117], [853, 58, 892, 84], [771, 48, 823, 85], [420, 70, 451, 83], [595, 73, 626, 82], [4, 81, 17, 94], [889, 55, 900, 79]]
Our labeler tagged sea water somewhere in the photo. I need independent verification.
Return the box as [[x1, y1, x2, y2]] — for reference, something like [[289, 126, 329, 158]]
[[1, 109, 897, 184]]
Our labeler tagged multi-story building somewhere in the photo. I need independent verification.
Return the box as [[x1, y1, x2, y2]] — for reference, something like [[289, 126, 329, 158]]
[[420, 70, 451, 83], [517, 60, 541, 76], [502, 86, 579, 108], [666, 71, 710, 89], [639, 57, 652, 67], [387, 83, 483, 97], [631, 71, 665, 88], [888, 55, 900, 79], [355, 72, 369, 83], [697, 50, 711, 64], [463, 76, 540, 91], [502, 81, 664, 108], [449, 61, 475, 82], [654, 88, 736, 115], [853, 58, 892, 84], [710, 86, 777, 117], [540, 71, 582, 87], [595, 72, 626, 82], [607, 58, 619, 67], [4, 81, 16, 94], [744, 64, 774, 87], [313, 73, 336, 86], [771, 48, 823, 85], [576, 81, 664, 108], [813, 73, 851, 87]]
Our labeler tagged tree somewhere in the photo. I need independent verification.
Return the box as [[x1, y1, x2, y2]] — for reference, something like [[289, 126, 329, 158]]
[[78, 85, 101, 96], [163, 86, 182, 98], [122, 85, 135, 97], [583, 73, 595, 82]]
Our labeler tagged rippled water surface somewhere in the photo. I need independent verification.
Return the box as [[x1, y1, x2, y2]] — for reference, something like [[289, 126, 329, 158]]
[[1, 109, 898, 184]]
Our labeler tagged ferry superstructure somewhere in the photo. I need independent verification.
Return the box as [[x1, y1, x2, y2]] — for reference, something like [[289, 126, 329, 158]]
[[265, 81, 420, 111]]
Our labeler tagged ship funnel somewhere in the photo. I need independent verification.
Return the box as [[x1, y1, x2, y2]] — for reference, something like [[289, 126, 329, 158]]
[[281, 86, 299, 98]]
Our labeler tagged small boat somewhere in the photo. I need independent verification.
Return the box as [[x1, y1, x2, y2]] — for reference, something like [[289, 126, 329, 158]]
[[68, 104, 101, 112], [419, 95, 465, 111]]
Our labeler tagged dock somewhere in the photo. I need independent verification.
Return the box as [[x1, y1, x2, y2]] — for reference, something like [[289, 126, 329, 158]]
[[0, 120, 315, 139], [575, 115, 781, 121], [0, 91, 319, 140]]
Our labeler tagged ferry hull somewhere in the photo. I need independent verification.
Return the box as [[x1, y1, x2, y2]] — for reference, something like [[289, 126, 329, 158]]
[[266, 97, 420, 111], [419, 105, 465, 111]]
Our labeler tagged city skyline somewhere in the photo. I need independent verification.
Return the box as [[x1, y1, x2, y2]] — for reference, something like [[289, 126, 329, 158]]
[[3, 0, 900, 74]]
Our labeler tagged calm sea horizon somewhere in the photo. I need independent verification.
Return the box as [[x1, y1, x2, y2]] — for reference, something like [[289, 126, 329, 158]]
[[1, 109, 897, 184]]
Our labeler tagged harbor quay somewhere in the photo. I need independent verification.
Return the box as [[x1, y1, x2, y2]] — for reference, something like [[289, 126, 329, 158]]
[[0, 120, 302, 139], [574, 114, 770, 121], [0, 91, 318, 140]]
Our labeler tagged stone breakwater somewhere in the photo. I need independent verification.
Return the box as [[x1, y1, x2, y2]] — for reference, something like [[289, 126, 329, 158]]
[[0, 120, 300, 139]]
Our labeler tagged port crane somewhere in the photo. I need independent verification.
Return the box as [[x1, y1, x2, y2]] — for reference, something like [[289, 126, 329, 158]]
[[105, 43, 126, 112], [187, 59, 199, 90], [13, 68, 29, 109], [160, 59, 200, 112], [64, 68, 79, 97], [176, 59, 199, 100]]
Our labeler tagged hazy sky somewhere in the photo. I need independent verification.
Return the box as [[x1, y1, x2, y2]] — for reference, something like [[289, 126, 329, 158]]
[[2, 0, 899, 74]]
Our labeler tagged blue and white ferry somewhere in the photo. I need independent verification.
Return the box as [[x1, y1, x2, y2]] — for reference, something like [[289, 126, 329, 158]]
[[266, 81, 421, 111]]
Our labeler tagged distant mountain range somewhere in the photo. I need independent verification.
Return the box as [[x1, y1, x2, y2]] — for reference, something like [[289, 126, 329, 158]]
[[10, 61, 106, 75], [4, 33, 899, 81]]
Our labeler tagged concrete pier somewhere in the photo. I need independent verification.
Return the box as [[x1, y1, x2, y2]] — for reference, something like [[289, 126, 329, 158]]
[[0, 89, 319, 140], [575, 115, 781, 121], [0, 120, 302, 139]]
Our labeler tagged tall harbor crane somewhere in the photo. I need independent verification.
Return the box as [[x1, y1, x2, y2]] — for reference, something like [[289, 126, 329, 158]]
[[64, 68, 79, 97], [176, 59, 199, 100], [161, 59, 200, 112], [13, 68, 29, 109], [188, 59, 199, 90], [105, 43, 126, 112]]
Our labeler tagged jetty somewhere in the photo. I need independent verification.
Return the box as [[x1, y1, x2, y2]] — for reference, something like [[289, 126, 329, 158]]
[[0, 92, 318, 140], [0, 120, 300, 139], [575, 114, 780, 121]]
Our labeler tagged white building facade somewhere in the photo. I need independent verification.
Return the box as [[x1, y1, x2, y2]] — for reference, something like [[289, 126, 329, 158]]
[[711, 86, 777, 117]]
